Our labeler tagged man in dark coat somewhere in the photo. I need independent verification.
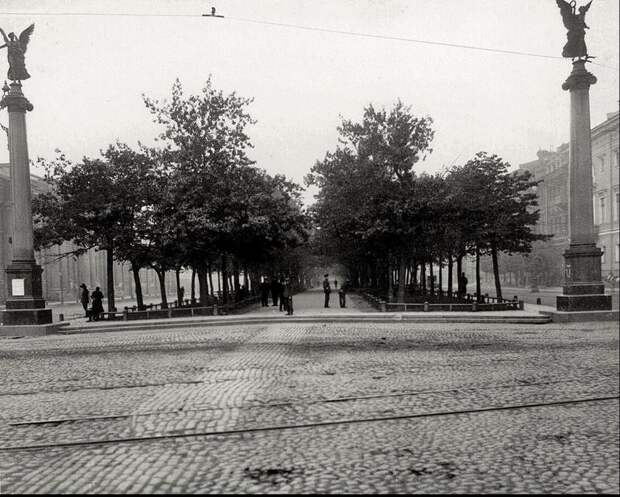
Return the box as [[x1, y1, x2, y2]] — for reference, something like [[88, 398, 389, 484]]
[[260, 277, 270, 307], [338, 280, 348, 308], [271, 277, 279, 307], [279, 278, 288, 312], [458, 272, 468, 298], [323, 274, 331, 308], [79, 283, 90, 318]]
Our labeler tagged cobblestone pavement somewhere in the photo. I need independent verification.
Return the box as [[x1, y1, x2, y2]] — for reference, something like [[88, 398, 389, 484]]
[[0, 321, 617, 494]]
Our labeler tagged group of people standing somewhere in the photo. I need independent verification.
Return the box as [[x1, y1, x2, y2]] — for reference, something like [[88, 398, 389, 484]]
[[259, 277, 292, 314], [323, 274, 347, 308], [79, 283, 104, 321]]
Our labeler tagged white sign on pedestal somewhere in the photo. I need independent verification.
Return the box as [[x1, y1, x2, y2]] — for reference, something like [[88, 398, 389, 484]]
[[12, 278, 25, 296]]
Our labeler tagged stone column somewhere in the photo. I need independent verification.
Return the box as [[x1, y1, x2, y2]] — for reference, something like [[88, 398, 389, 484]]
[[557, 61, 611, 312], [1, 82, 52, 325]]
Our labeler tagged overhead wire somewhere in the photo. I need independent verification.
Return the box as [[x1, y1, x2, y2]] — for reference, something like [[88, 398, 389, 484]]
[[0, 10, 617, 70]]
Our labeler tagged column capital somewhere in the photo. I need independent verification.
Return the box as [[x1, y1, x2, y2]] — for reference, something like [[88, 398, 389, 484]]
[[0, 82, 33, 113], [562, 60, 597, 91]]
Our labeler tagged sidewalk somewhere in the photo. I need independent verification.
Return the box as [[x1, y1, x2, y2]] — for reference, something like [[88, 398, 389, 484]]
[[42, 289, 558, 336]]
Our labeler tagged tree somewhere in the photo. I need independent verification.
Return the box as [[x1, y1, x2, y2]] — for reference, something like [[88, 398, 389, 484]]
[[33, 153, 139, 312], [448, 152, 550, 301], [144, 78, 310, 304], [100, 143, 163, 310], [306, 101, 435, 301]]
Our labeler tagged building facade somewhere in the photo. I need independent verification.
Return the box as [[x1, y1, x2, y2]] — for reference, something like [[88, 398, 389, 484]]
[[519, 110, 619, 283], [591, 111, 619, 281]]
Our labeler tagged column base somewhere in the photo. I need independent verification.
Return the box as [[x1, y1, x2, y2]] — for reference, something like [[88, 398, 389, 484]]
[[1, 308, 53, 326], [556, 294, 612, 312], [0, 322, 69, 337], [541, 309, 618, 323]]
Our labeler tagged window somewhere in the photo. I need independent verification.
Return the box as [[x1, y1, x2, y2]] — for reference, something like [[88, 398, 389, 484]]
[[600, 197, 606, 224], [599, 155, 606, 173]]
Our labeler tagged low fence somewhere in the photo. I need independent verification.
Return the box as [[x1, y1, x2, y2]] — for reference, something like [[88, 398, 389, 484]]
[[361, 289, 524, 312], [66, 295, 262, 322]]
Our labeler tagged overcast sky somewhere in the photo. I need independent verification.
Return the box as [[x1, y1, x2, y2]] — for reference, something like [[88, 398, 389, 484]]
[[1, 0, 618, 205]]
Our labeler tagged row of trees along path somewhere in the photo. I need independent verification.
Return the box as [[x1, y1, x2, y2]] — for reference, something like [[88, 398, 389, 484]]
[[33, 78, 310, 312], [33, 80, 546, 311], [305, 101, 549, 303]]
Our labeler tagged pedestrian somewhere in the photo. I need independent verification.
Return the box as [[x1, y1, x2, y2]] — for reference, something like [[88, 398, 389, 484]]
[[334, 279, 338, 289], [338, 280, 347, 308], [323, 273, 331, 308], [79, 283, 90, 318], [279, 278, 288, 312], [179, 286, 185, 306], [459, 272, 468, 298], [271, 277, 279, 307], [260, 277, 270, 307], [90, 286, 104, 321], [284, 279, 293, 315]]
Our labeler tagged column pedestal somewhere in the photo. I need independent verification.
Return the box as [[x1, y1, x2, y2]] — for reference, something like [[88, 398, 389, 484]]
[[556, 244, 612, 312], [2, 260, 52, 325]]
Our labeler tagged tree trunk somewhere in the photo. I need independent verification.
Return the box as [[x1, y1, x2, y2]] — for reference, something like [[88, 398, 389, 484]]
[[191, 268, 196, 303], [429, 261, 435, 296], [131, 262, 144, 310], [412, 260, 418, 290], [491, 244, 503, 301], [207, 263, 214, 296], [221, 254, 229, 304], [456, 254, 463, 296], [232, 258, 240, 300], [175, 267, 182, 305], [421, 262, 427, 294], [106, 241, 115, 312], [197, 268, 208, 305], [155, 268, 168, 309], [438, 259, 443, 296], [397, 250, 407, 302], [387, 258, 393, 301], [475, 246, 482, 303], [447, 256, 453, 298]]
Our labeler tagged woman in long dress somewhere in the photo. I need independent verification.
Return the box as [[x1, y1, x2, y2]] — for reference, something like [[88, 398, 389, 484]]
[[90, 287, 105, 321]]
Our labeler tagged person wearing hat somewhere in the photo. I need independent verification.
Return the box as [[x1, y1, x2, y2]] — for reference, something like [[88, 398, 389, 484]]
[[79, 283, 90, 318], [323, 274, 331, 308]]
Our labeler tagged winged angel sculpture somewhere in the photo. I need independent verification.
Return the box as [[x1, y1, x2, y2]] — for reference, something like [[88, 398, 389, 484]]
[[556, 0, 593, 60], [0, 24, 35, 81]]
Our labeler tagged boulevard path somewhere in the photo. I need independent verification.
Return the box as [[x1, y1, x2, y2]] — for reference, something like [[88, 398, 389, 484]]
[[246, 288, 375, 316], [0, 316, 617, 493]]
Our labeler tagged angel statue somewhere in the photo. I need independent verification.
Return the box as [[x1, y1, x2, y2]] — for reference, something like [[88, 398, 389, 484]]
[[556, 0, 593, 60], [0, 24, 35, 81]]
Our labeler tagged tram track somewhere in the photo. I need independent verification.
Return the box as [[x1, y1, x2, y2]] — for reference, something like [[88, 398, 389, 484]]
[[1, 395, 617, 452], [5, 375, 614, 426]]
